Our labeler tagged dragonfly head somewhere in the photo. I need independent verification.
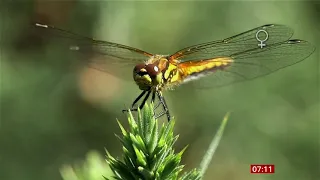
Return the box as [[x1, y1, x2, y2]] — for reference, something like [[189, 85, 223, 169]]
[[133, 63, 162, 91]]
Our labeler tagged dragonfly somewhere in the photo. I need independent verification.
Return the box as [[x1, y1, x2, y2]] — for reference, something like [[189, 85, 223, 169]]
[[34, 23, 315, 121]]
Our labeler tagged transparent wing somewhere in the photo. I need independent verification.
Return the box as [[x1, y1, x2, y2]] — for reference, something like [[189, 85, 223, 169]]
[[170, 24, 294, 61], [33, 23, 152, 79], [169, 24, 315, 88]]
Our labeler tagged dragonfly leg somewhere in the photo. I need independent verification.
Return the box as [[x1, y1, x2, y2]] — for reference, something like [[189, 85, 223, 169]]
[[122, 90, 151, 113], [154, 112, 165, 119], [153, 101, 162, 111], [150, 91, 165, 116], [151, 90, 156, 103], [150, 91, 157, 116], [138, 91, 151, 110], [132, 91, 147, 108], [151, 90, 164, 111], [155, 91, 171, 121]]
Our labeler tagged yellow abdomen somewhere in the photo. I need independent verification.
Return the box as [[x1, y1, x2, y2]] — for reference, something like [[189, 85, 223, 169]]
[[170, 57, 233, 85]]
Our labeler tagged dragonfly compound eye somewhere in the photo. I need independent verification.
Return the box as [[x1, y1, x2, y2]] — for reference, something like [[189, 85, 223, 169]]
[[134, 63, 147, 76], [145, 64, 159, 77]]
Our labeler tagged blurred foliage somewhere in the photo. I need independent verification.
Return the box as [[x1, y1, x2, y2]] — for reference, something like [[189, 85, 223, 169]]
[[60, 151, 113, 180], [1, 0, 319, 180]]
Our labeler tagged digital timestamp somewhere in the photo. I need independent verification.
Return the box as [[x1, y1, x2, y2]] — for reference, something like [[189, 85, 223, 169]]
[[250, 164, 275, 174]]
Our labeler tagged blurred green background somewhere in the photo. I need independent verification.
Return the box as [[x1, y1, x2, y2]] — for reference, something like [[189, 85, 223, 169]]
[[0, 0, 319, 180]]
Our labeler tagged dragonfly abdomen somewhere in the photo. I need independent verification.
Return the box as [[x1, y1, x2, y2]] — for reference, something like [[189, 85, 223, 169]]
[[178, 57, 233, 83]]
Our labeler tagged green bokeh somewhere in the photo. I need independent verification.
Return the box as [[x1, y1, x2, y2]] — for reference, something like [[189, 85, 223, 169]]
[[1, 1, 319, 180]]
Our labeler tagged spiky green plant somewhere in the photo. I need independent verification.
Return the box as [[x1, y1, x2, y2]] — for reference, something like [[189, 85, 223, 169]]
[[105, 103, 230, 180], [59, 103, 229, 180]]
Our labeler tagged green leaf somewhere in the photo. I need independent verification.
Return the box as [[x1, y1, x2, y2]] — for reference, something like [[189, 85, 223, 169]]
[[138, 166, 154, 179], [180, 169, 201, 180], [137, 108, 145, 139], [199, 112, 230, 177], [148, 119, 158, 153], [117, 120, 127, 137], [132, 144, 147, 167]]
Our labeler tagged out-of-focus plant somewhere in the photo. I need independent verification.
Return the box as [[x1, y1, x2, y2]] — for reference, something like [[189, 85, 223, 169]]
[[60, 151, 113, 180], [61, 103, 230, 180]]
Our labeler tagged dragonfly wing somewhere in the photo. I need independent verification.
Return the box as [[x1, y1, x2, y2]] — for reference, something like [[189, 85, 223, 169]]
[[170, 24, 294, 61], [170, 24, 315, 88], [73, 42, 150, 81], [178, 39, 315, 88], [33, 23, 152, 80]]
